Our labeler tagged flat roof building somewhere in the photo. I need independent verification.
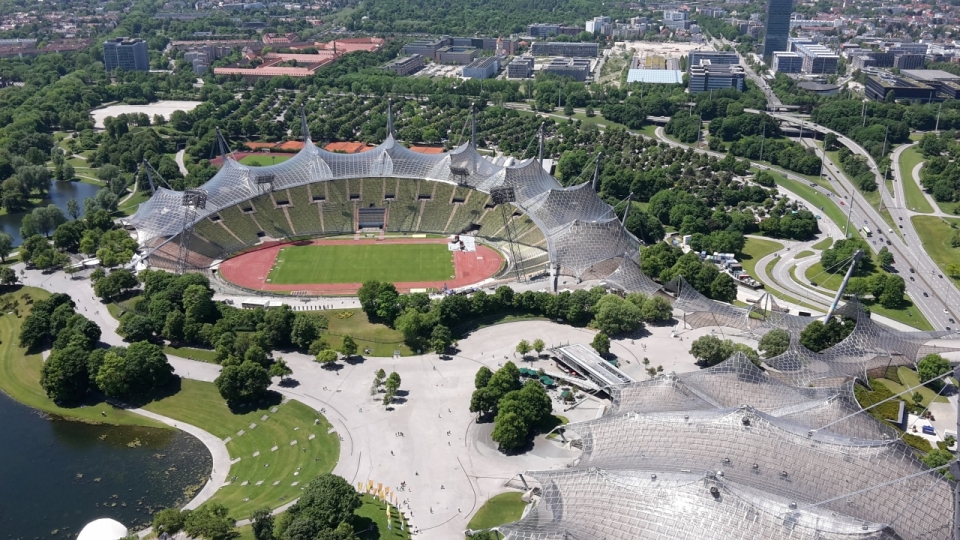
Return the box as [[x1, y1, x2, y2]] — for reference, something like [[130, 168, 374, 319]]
[[436, 46, 478, 65], [688, 50, 738, 71], [555, 344, 634, 388], [773, 51, 803, 73], [626, 69, 683, 84], [543, 57, 591, 81], [793, 42, 839, 74], [507, 56, 534, 79], [462, 56, 500, 79], [689, 63, 745, 93], [893, 54, 925, 70], [865, 73, 935, 101], [401, 39, 445, 61], [527, 23, 581, 38], [103, 37, 149, 72], [530, 42, 599, 58], [382, 54, 424, 76]]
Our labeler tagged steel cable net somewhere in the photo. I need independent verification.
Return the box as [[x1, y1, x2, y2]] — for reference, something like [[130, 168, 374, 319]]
[[765, 299, 960, 387], [746, 293, 818, 336], [603, 252, 663, 296], [125, 136, 647, 278], [670, 276, 754, 331], [505, 408, 953, 540]]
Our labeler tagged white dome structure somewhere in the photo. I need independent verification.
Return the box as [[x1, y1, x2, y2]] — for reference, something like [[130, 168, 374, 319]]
[[77, 518, 128, 540]]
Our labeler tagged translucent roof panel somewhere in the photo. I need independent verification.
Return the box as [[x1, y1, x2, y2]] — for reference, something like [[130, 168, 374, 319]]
[[626, 68, 684, 84]]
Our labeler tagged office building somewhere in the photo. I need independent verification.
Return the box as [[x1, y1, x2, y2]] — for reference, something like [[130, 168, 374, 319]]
[[527, 23, 580, 38], [401, 39, 445, 61], [462, 56, 500, 79], [793, 42, 839, 74], [507, 56, 534, 78], [688, 63, 745, 93], [893, 42, 928, 55], [773, 51, 803, 73], [688, 50, 738, 71], [865, 73, 935, 101], [543, 57, 591, 81], [894, 54, 925, 70], [663, 9, 689, 30], [436, 46, 478, 65], [381, 54, 424, 76], [762, 0, 792, 60], [530, 42, 599, 58], [585, 16, 612, 36], [103, 37, 149, 71]]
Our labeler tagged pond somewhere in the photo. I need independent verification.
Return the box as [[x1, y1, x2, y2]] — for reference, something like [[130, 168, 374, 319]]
[[0, 391, 212, 538], [2, 181, 102, 246]]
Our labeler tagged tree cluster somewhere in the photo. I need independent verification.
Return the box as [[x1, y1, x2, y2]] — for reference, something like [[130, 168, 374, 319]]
[[640, 243, 739, 303], [847, 272, 906, 309], [471, 363, 553, 451], [917, 353, 951, 392], [688, 334, 759, 367], [152, 503, 237, 540], [273, 474, 362, 540], [799, 317, 855, 352]]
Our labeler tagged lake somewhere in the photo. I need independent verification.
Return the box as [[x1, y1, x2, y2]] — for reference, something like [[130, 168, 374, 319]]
[[0, 392, 212, 538], [3, 181, 102, 246]]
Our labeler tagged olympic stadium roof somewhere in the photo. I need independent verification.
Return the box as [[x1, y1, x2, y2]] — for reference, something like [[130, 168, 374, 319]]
[[124, 132, 637, 279]]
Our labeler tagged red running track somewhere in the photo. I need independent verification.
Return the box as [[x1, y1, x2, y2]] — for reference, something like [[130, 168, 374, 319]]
[[219, 237, 504, 294]]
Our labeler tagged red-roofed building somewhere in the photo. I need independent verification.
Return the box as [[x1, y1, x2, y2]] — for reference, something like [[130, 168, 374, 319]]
[[215, 37, 387, 80], [324, 142, 374, 153], [409, 146, 445, 154]]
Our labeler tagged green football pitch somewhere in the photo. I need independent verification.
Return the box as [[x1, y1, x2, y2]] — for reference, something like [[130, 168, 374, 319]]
[[266, 243, 455, 284]]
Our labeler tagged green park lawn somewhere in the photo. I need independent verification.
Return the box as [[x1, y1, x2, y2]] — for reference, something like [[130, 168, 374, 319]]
[[0, 287, 167, 428], [881, 366, 950, 405], [911, 216, 960, 283], [354, 494, 410, 540], [803, 263, 932, 330], [795, 250, 813, 259], [117, 189, 151, 216], [740, 237, 783, 282], [467, 492, 527, 531], [811, 237, 834, 250], [898, 146, 934, 214], [239, 154, 292, 166], [143, 379, 340, 518], [162, 345, 219, 363], [323, 309, 412, 357], [267, 243, 454, 284]]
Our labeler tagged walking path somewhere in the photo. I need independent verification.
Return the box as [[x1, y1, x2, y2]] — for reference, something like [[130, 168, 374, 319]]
[[175, 149, 189, 176]]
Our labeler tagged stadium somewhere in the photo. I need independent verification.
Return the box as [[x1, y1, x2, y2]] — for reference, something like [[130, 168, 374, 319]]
[[124, 113, 960, 539], [125, 110, 641, 293]]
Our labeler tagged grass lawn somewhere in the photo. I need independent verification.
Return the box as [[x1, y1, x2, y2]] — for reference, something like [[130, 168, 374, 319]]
[[758, 169, 861, 242], [117, 189, 151, 216], [898, 146, 933, 214], [803, 262, 933, 330], [163, 345, 219, 363], [239, 154, 292, 166], [937, 200, 960, 215], [354, 494, 410, 540], [143, 379, 340, 517], [740, 237, 783, 282], [896, 366, 949, 404], [323, 309, 412, 357], [911, 216, 960, 288], [572, 112, 627, 130], [812, 237, 834, 250], [267, 243, 455, 284], [0, 287, 167, 428], [795, 250, 813, 259], [467, 492, 526, 530]]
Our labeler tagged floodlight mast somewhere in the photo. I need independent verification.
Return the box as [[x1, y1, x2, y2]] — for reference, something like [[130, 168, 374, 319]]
[[176, 189, 208, 275], [490, 186, 525, 283], [592, 152, 604, 191]]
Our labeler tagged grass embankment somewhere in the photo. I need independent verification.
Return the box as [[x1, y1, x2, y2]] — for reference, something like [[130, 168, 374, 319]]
[[143, 379, 340, 517], [740, 237, 782, 281], [163, 345, 219, 363], [795, 250, 813, 259], [467, 492, 526, 531], [824, 150, 899, 237], [117, 189, 151, 216], [324, 309, 412, 357], [759, 169, 862, 242], [803, 262, 933, 330], [911, 216, 960, 288], [898, 146, 934, 214], [268, 244, 454, 284], [0, 287, 167, 428], [811, 237, 834, 250], [877, 366, 949, 406], [634, 124, 661, 139]]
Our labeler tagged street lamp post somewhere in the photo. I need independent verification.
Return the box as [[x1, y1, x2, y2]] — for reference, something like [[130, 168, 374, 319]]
[[861, 99, 867, 127], [936, 101, 943, 133]]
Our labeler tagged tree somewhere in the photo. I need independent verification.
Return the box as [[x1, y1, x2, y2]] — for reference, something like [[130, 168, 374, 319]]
[[66, 198, 81, 220], [95, 351, 130, 399], [153, 508, 187, 534], [40, 345, 90, 403], [0, 232, 12, 262], [269, 359, 293, 381], [592, 294, 643, 335], [385, 372, 401, 394], [474, 366, 493, 389], [879, 274, 905, 309], [920, 448, 955, 474], [430, 324, 453, 354], [516, 339, 532, 357], [799, 317, 853, 352], [290, 313, 323, 349], [639, 295, 673, 323], [469, 386, 499, 417], [532, 338, 545, 356], [918, 354, 951, 390], [491, 411, 528, 450], [250, 507, 274, 540], [877, 246, 894, 267], [316, 349, 338, 365], [283, 474, 361, 532], [96, 341, 173, 399], [215, 360, 271, 405], [758, 328, 790, 358], [117, 313, 155, 343], [374, 368, 387, 389], [591, 332, 610, 355], [340, 335, 357, 358], [689, 335, 732, 366], [0, 266, 16, 286], [183, 503, 237, 540]]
